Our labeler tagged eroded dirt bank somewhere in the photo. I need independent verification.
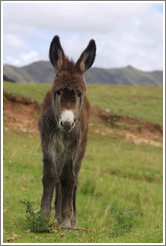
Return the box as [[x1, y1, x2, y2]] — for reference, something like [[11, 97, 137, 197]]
[[3, 91, 163, 147]]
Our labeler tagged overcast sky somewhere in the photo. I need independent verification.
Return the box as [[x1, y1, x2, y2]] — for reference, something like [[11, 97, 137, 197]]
[[2, 1, 163, 71]]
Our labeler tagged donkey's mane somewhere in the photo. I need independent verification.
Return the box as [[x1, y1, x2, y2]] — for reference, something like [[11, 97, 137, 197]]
[[52, 58, 86, 93], [61, 58, 77, 74]]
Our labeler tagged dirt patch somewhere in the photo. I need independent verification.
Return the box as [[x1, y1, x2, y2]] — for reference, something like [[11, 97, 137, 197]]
[[3, 91, 163, 147], [3, 91, 40, 133], [90, 104, 163, 146], [90, 105, 162, 137]]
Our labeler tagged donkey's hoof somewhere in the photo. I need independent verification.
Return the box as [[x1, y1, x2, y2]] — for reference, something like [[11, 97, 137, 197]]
[[61, 218, 71, 228]]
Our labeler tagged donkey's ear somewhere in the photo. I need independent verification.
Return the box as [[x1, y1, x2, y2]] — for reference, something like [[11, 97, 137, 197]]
[[49, 35, 65, 71], [75, 39, 96, 73]]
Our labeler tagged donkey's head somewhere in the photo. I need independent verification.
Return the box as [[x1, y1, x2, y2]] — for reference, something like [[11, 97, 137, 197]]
[[49, 35, 96, 133]]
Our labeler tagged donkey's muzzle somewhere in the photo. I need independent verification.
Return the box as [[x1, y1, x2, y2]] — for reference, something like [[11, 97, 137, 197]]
[[59, 110, 75, 133], [60, 120, 74, 133]]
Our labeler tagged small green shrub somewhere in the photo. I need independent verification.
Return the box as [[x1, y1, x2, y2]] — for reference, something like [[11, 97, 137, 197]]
[[20, 200, 51, 233]]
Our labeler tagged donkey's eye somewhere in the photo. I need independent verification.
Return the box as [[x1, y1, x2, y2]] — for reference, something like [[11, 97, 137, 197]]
[[77, 92, 82, 97], [56, 90, 61, 96]]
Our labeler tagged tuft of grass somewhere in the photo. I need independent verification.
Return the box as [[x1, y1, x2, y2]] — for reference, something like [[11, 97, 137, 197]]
[[110, 206, 136, 238], [20, 200, 51, 233]]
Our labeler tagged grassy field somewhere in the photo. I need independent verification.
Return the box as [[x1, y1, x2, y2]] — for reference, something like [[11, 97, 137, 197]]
[[3, 82, 163, 243], [3, 81, 163, 125]]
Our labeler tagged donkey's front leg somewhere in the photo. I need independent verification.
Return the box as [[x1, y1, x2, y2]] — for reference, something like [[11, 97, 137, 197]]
[[41, 157, 56, 214], [55, 182, 62, 222], [71, 184, 77, 227], [60, 162, 75, 227]]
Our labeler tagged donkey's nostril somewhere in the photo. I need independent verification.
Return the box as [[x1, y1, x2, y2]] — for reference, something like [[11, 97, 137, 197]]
[[60, 121, 74, 132]]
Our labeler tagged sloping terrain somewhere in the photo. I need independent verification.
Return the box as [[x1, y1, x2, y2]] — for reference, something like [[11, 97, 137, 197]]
[[3, 61, 55, 83], [3, 88, 163, 243], [3, 61, 163, 85], [3, 91, 163, 147]]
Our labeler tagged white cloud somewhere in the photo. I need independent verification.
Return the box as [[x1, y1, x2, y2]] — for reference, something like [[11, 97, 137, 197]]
[[2, 1, 163, 70], [21, 51, 39, 63], [4, 51, 40, 66]]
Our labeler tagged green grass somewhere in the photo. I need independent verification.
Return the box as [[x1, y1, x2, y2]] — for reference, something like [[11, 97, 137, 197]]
[[87, 84, 163, 125], [3, 81, 50, 103], [3, 81, 163, 243], [3, 81, 163, 125], [3, 130, 163, 243]]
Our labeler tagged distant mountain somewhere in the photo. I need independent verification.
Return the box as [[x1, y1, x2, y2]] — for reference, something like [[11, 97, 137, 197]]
[[3, 61, 54, 83], [3, 74, 16, 83], [3, 61, 163, 86]]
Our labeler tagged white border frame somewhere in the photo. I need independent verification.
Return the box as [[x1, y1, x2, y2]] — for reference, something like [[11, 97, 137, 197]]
[[1, 1, 165, 245]]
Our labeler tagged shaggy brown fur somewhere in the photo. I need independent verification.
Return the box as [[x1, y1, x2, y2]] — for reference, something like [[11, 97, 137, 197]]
[[52, 71, 87, 94], [38, 35, 96, 228]]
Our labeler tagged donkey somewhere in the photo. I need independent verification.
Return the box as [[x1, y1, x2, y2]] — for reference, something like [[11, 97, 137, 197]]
[[38, 35, 96, 228]]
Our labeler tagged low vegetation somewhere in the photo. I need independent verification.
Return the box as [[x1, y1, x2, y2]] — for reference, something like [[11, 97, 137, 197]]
[[3, 82, 163, 124], [3, 82, 163, 243]]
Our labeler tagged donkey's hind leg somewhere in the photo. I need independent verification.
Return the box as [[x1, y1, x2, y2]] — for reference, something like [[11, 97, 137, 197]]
[[55, 182, 62, 222], [41, 157, 56, 214]]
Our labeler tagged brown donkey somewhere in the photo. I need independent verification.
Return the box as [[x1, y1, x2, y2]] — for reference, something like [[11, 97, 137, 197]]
[[38, 35, 96, 228]]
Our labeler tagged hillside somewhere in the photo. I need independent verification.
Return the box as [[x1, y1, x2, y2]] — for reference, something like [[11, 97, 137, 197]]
[[3, 61, 163, 86], [3, 61, 54, 83], [3, 82, 163, 125], [3, 83, 163, 243]]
